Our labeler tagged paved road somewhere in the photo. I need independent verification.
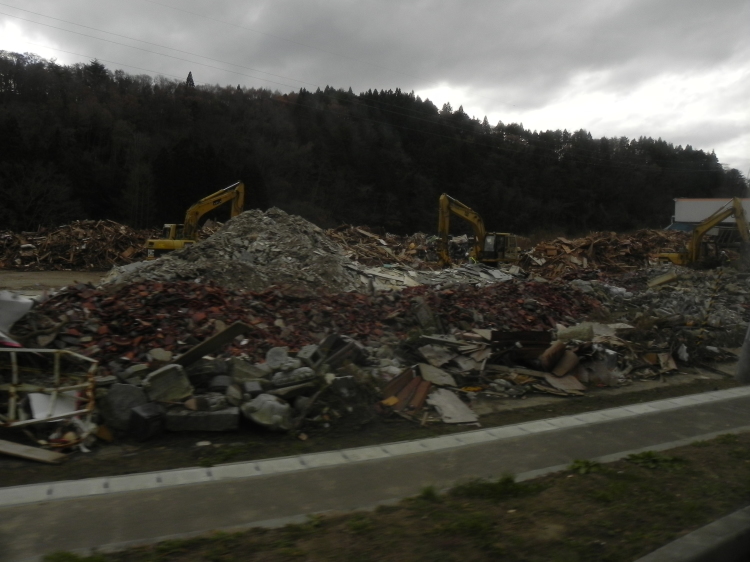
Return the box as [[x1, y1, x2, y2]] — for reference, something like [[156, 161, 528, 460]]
[[3, 386, 750, 561]]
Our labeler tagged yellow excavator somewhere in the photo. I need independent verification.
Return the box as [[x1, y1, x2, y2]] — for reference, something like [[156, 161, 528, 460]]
[[145, 181, 245, 259], [438, 193, 519, 267], [658, 197, 750, 266]]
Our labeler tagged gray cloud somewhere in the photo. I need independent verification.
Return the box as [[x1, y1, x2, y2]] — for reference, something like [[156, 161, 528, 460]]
[[1, 0, 748, 170]]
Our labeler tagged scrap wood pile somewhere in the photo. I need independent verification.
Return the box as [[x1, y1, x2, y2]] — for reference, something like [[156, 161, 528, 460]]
[[0, 220, 226, 272], [0, 220, 158, 271], [522, 229, 689, 279], [325, 225, 436, 268]]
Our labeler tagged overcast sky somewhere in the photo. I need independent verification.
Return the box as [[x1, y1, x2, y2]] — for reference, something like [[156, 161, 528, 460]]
[[2, 0, 748, 174]]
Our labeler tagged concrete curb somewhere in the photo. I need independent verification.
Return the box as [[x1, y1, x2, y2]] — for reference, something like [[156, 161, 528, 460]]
[[635, 505, 750, 562], [2, 385, 750, 509]]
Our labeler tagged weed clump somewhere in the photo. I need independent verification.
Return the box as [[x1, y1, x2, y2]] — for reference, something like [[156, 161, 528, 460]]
[[451, 475, 543, 502]]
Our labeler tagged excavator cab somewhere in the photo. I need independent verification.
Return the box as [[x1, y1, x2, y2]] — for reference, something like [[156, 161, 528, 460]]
[[482, 233, 519, 263], [658, 197, 750, 268], [145, 181, 245, 260], [437, 193, 520, 267]]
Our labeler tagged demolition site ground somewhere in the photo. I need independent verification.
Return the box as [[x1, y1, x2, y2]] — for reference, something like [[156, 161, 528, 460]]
[[3, 210, 750, 561], [0, 213, 745, 487]]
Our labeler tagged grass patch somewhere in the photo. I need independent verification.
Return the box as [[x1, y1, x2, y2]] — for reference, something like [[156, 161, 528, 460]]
[[626, 451, 687, 470], [417, 485, 441, 502], [43, 554, 108, 562], [568, 459, 605, 474], [450, 475, 544, 502]]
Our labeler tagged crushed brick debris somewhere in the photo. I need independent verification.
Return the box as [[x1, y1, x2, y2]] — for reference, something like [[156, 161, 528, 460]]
[[11, 278, 599, 368]]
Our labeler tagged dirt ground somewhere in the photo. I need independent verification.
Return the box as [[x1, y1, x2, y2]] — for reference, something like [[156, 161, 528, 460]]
[[0, 271, 105, 295]]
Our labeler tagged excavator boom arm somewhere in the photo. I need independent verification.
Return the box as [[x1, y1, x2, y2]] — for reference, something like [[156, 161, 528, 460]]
[[687, 197, 748, 263], [182, 181, 245, 240], [438, 193, 486, 266]]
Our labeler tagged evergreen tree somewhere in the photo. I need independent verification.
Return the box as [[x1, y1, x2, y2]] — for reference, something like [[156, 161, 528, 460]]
[[186, 71, 195, 88]]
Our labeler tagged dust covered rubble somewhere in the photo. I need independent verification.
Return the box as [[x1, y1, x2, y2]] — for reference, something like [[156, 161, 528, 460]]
[[103, 208, 520, 294], [104, 208, 363, 294]]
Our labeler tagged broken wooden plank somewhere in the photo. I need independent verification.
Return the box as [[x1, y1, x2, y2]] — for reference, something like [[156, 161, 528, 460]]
[[0, 439, 67, 464]]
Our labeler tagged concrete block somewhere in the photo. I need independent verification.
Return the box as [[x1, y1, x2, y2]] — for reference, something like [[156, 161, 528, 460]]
[[143, 364, 193, 402], [165, 407, 239, 432], [99, 384, 149, 431], [229, 358, 271, 382]]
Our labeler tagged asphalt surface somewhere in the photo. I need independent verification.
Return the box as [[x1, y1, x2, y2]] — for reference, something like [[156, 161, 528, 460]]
[[3, 386, 750, 561]]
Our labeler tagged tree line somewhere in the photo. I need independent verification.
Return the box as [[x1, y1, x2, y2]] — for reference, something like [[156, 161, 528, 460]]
[[0, 51, 746, 235]]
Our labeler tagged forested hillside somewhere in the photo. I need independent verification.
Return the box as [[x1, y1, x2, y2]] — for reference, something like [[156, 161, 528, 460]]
[[1, 51, 746, 234]]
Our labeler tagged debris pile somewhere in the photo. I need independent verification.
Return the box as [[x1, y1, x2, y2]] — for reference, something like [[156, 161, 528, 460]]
[[523, 230, 689, 279], [326, 225, 435, 267], [105, 209, 364, 294], [0, 220, 156, 271], [9, 278, 600, 366]]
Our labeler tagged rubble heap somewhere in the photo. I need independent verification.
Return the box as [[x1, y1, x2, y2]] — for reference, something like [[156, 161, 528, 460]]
[[326, 225, 436, 268], [523, 229, 689, 279], [0, 220, 156, 271], [105, 209, 363, 294], [11, 278, 599, 366]]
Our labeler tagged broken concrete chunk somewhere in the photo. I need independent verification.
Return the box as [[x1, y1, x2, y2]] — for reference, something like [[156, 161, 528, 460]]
[[99, 384, 149, 431], [413, 300, 442, 333], [128, 403, 165, 441], [272, 366, 316, 388], [265, 347, 289, 370], [296, 344, 321, 367], [280, 358, 303, 371], [185, 359, 228, 388], [225, 383, 244, 406], [166, 407, 240, 432], [241, 394, 292, 431], [209, 375, 233, 393], [184, 394, 228, 411], [147, 347, 173, 363], [142, 364, 194, 402], [228, 358, 271, 381], [426, 389, 478, 423], [417, 364, 457, 387]]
